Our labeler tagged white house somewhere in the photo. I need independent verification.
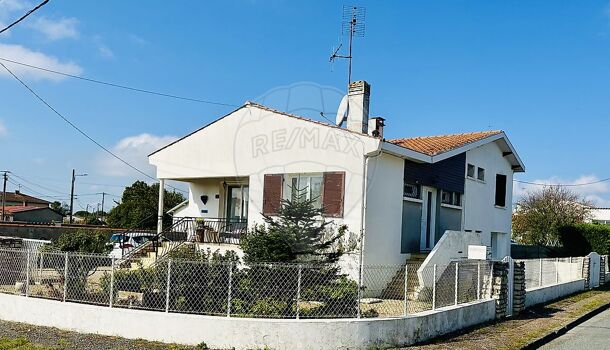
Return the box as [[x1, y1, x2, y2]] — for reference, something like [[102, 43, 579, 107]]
[[590, 208, 610, 225], [148, 80, 525, 267]]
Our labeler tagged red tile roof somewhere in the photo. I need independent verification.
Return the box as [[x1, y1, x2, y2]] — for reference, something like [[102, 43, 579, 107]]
[[1, 206, 48, 214], [0, 192, 49, 205], [388, 131, 503, 156]]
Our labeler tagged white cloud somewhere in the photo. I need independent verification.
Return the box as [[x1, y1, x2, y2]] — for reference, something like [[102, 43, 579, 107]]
[[513, 175, 610, 207], [28, 17, 79, 40], [0, 120, 7, 138], [0, 43, 83, 81], [97, 45, 115, 59], [98, 133, 177, 177]]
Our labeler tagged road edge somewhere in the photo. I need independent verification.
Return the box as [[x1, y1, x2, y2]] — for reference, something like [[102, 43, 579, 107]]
[[521, 298, 610, 349]]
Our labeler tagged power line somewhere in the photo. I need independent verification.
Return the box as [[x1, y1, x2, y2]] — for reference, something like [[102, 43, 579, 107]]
[[0, 57, 240, 108], [0, 61, 187, 194], [0, 0, 49, 35], [514, 178, 610, 187], [10, 173, 69, 195]]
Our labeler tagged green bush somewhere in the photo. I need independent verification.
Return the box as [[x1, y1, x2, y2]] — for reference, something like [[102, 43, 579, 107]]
[[250, 297, 289, 316], [558, 223, 610, 256]]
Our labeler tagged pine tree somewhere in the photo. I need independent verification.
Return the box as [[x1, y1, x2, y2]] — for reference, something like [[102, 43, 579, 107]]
[[242, 186, 345, 263]]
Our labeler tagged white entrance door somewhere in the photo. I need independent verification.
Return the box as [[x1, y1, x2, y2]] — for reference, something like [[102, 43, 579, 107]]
[[420, 187, 437, 251]]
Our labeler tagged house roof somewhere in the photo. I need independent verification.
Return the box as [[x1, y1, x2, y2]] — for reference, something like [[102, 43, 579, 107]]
[[388, 131, 503, 156], [0, 206, 51, 214], [0, 192, 49, 205], [149, 102, 525, 171]]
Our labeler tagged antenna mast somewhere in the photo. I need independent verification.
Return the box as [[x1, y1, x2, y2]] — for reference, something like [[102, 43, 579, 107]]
[[330, 5, 366, 86]]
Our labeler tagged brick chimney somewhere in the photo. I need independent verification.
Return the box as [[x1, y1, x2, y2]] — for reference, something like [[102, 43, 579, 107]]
[[346, 80, 370, 134]]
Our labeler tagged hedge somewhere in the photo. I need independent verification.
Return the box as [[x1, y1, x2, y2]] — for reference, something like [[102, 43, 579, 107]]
[[558, 223, 610, 256]]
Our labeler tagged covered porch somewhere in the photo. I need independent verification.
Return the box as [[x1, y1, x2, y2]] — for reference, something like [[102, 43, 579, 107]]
[[157, 176, 250, 245]]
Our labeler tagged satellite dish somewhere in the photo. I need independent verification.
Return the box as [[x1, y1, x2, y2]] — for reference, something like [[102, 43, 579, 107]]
[[336, 94, 349, 126]]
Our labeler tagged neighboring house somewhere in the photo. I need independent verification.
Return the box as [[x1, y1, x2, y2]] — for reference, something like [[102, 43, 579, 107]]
[[0, 206, 63, 224], [0, 191, 50, 208], [149, 80, 525, 267], [590, 208, 610, 225]]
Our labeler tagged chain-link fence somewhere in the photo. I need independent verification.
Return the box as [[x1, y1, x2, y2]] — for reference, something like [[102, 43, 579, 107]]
[[516, 257, 584, 290], [604, 255, 609, 274], [0, 248, 495, 319]]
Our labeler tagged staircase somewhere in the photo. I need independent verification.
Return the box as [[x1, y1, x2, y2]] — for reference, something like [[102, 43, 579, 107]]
[[381, 253, 428, 300]]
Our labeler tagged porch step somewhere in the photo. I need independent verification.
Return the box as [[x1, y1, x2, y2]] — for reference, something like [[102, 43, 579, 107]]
[[380, 253, 429, 300]]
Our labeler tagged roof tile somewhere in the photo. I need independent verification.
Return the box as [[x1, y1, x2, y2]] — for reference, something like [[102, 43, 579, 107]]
[[388, 130, 502, 156]]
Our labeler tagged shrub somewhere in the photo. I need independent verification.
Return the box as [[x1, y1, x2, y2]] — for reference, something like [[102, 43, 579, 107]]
[[250, 297, 289, 316], [558, 223, 610, 256]]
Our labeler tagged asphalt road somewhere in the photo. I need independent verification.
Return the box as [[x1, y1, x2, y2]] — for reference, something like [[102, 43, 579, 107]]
[[540, 307, 610, 349]]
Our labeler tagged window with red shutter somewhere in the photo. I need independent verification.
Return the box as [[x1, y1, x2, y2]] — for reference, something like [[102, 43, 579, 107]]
[[322, 172, 345, 217], [263, 174, 283, 215]]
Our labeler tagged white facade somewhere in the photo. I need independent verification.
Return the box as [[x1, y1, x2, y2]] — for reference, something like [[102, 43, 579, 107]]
[[149, 99, 524, 266], [590, 208, 610, 225], [463, 141, 515, 259]]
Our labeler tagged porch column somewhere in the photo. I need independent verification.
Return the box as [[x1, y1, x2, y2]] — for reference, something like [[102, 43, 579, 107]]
[[157, 179, 165, 234]]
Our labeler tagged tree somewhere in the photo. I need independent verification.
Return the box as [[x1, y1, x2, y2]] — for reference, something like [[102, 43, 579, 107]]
[[242, 187, 346, 264], [512, 186, 592, 246], [50, 201, 69, 216], [106, 181, 185, 230]]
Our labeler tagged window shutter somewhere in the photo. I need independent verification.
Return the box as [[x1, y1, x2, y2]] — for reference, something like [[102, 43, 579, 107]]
[[322, 172, 345, 218], [263, 174, 283, 215]]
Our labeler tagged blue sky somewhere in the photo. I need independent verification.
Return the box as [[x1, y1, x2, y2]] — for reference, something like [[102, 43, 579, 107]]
[[1, 0, 610, 211]]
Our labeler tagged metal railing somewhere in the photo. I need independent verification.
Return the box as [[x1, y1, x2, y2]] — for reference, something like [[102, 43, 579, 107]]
[[0, 248, 496, 319], [515, 257, 585, 290]]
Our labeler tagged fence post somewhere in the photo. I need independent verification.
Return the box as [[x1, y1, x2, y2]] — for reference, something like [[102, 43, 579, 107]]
[[432, 264, 437, 311], [539, 259, 543, 287], [109, 257, 115, 308], [555, 258, 559, 284], [477, 262, 481, 300], [403, 264, 409, 316], [296, 264, 302, 320], [454, 261, 459, 306], [63, 252, 68, 302], [227, 262, 233, 317], [357, 263, 363, 319], [165, 258, 172, 313], [25, 250, 31, 297]]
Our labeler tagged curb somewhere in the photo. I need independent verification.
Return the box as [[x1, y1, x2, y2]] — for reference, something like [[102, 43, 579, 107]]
[[521, 299, 610, 349]]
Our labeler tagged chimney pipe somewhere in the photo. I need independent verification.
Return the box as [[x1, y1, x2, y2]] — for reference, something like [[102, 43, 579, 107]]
[[346, 81, 370, 134], [368, 117, 385, 138]]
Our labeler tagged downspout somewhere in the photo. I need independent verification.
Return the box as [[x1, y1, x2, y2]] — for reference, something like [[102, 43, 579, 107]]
[[357, 140, 383, 317]]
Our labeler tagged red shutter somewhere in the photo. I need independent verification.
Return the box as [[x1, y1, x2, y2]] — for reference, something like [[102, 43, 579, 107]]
[[322, 172, 345, 218], [263, 174, 283, 215]]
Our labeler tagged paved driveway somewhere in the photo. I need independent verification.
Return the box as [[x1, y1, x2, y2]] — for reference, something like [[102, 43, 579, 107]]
[[540, 307, 610, 349]]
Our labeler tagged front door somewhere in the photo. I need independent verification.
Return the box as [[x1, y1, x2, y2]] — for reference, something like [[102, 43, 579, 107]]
[[226, 185, 249, 220], [420, 187, 437, 251]]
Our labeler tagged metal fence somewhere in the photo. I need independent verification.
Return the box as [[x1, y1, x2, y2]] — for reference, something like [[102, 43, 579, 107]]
[[516, 257, 585, 290], [0, 248, 495, 319], [604, 255, 609, 274]]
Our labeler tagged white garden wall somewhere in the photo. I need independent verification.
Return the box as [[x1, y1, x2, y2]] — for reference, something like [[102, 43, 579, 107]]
[[0, 293, 495, 350], [524, 279, 585, 308]]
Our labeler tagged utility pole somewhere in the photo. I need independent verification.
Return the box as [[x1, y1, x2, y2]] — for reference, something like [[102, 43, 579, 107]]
[[69, 169, 87, 224], [1, 171, 8, 222], [101, 192, 106, 222], [69, 169, 75, 224]]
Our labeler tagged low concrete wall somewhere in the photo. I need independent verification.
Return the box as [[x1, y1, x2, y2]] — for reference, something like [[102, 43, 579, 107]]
[[524, 279, 585, 308], [0, 293, 495, 349]]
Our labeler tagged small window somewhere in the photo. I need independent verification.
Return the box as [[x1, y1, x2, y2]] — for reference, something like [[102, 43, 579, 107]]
[[441, 190, 461, 206], [467, 164, 475, 178], [404, 182, 421, 199], [477, 167, 485, 181], [286, 174, 324, 209], [495, 174, 507, 207]]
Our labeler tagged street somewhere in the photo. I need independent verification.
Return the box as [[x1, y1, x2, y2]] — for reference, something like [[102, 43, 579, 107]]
[[540, 307, 610, 349]]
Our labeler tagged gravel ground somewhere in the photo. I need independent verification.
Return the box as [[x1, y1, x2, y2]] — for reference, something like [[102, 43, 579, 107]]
[[0, 320, 202, 350]]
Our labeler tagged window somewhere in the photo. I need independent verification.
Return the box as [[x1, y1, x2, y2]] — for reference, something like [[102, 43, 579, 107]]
[[287, 174, 324, 209], [477, 167, 485, 181], [467, 164, 475, 178], [495, 174, 507, 207], [404, 182, 421, 199], [441, 190, 461, 206]]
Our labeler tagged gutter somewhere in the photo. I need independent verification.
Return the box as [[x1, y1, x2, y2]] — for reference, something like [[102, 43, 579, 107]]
[[357, 140, 383, 317]]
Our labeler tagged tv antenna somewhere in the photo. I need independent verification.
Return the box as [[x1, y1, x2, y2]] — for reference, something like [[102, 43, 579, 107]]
[[329, 5, 366, 86]]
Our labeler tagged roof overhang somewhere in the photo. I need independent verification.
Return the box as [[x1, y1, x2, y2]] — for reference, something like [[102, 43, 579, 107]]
[[381, 131, 526, 172]]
